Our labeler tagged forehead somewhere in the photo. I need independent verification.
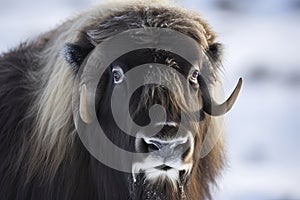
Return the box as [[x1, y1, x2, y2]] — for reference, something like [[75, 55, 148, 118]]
[[110, 48, 198, 75], [82, 27, 206, 86]]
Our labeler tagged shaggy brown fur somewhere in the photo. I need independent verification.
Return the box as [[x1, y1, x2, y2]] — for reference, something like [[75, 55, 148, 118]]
[[0, 1, 237, 199]]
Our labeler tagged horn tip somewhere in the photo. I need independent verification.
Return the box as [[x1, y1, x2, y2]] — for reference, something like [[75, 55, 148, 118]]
[[237, 77, 243, 89], [238, 77, 243, 84]]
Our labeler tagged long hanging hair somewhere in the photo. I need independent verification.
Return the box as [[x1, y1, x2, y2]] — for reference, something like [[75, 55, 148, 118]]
[[0, 1, 241, 199]]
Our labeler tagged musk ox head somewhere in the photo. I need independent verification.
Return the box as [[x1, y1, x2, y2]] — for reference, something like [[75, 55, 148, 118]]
[[60, 3, 242, 199]]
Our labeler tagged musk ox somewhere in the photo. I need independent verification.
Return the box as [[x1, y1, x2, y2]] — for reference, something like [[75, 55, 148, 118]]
[[0, 0, 242, 199]]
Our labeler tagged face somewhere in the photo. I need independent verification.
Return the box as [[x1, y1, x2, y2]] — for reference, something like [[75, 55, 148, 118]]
[[95, 48, 204, 189]]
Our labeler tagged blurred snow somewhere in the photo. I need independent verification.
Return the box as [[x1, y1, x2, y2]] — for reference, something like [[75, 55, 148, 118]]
[[0, 0, 95, 52], [1, 0, 300, 199]]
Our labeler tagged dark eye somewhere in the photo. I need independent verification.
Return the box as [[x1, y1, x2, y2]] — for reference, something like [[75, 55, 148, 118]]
[[190, 70, 199, 83], [112, 67, 124, 84]]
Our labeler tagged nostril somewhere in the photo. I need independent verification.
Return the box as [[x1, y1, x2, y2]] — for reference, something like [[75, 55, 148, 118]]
[[147, 143, 160, 152], [174, 139, 189, 151], [142, 138, 163, 153], [140, 136, 190, 155], [154, 164, 172, 171]]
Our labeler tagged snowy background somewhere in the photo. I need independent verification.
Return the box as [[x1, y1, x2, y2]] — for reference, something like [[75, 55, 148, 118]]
[[1, 0, 300, 199]]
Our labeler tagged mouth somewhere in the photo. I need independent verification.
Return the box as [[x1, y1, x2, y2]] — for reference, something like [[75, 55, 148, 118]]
[[132, 161, 192, 188], [154, 164, 173, 171], [153, 165, 188, 179]]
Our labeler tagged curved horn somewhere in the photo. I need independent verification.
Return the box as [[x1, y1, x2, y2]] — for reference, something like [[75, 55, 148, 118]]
[[198, 76, 242, 116]]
